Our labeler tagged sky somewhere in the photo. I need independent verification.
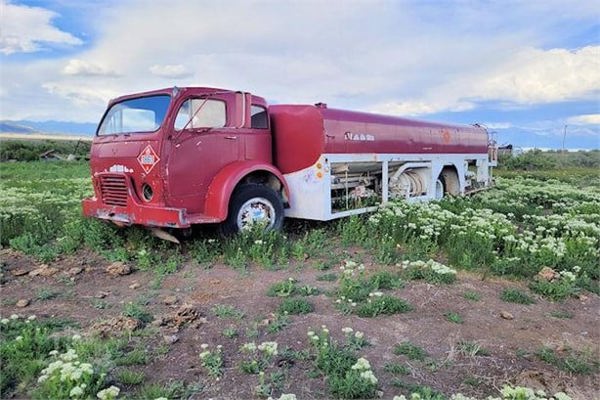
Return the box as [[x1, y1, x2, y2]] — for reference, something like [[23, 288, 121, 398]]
[[0, 0, 599, 148]]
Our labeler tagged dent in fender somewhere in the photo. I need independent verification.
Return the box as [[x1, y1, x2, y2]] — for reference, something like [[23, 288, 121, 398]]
[[203, 161, 290, 220]]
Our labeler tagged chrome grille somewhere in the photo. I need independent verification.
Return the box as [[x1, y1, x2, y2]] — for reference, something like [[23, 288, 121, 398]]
[[99, 175, 128, 207]]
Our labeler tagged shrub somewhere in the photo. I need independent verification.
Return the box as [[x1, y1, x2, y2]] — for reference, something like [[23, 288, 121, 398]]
[[500, 288, 535, 305], [278, 298, 314, 315]]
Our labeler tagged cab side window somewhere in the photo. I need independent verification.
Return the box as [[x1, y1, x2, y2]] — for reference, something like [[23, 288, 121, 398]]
[[251, 105, 268, 129], [174, 99, 226, 130]]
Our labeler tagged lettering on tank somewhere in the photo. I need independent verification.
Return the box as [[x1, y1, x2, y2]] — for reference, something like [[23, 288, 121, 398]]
[[344, 131, 375, 141]]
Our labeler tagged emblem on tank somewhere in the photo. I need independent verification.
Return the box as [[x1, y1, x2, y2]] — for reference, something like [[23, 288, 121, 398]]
[[137, 145, 160, 173]]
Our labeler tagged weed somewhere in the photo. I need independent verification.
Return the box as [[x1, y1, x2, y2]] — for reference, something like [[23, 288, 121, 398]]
[[189, 238, 221, 265], [266, 313, 290, 334], [444, 311, 464, 324], [266, 278, 297, 297], [384, 362, 410, 375], [463, 376, 482, 387], [368, 270, 404, 289], [116, 348, 148, 366], [116, 369, 145, 385], [254, 370, 285, 398], [355, 295, 412, 317], [36, 288, 60, 301], [154, 343, 171, 358], [548, 310, 573, 319], [212, 304, 245, 320], [222, 327, 238, 339], [0, 316, 70, 397], [122, 302, 153, 324], [278, 298, 314, 315], [245, 323, 260, 338], [298, 284, 320, 296], [338, 215, 369, 247], [529, 276, 577, 301], [91, 299, 109, 310], [390, 381, 445, 400], [457, 341, 490, 357], [500, 288, 535, 304], [463, 290, 481, 301], [393, 342, 428, 361], [537, 346, 598, 374], [136, 381, 192, 399], [199, 345, 223, 379], [316, 272, 337, 282], [401, 259, 457, 284]]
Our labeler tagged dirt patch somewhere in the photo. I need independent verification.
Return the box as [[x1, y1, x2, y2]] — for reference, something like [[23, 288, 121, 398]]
[[1, 249, 598, 399]]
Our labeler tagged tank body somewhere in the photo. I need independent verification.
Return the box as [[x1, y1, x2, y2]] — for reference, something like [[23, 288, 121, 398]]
[[270, 104, 488, 174]]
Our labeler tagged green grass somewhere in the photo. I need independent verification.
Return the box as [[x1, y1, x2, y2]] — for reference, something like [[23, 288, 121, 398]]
[[266, 313, 290, 334], [36, 288, 60, 301], [212, 304, 245, 320], [383, 362, 410, 375], [116, 369, 145, 385], [548, 310, 573, 319], [393, 342, 428, 361], [122, 302, 153, 324], [0, 318, 70, 396], [390, 380, 445, 400], [457, 341, 490, 357], [266, 278, 298, 297], [222, 327, 238, 339], [316, 273, 337, 282], [444, 311, 464, 324], [355, 296, 413, 317], [462, 290, 481, 301], [116, 348, 148, 366], [536, 346, 599, 374], [278, 298, 314, 315], [500, 288, 535, 305]]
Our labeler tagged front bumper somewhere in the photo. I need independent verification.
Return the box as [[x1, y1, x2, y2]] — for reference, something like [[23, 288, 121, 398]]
[[82, 171, 190, 228], [82, 196, 191, 228]]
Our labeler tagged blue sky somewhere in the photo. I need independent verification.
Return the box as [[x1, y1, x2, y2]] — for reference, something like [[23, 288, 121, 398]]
[[0, 0, 598, 149]]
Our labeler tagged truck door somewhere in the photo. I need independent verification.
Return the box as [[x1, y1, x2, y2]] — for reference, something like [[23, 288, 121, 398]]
[[166, 97, 240, 213]]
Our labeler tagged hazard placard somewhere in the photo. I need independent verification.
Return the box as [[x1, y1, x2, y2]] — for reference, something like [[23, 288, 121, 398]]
[[137, 145, 160, 173]]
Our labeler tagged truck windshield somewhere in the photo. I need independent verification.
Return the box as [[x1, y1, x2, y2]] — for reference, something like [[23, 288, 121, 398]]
[[97, 95, 170, 135]]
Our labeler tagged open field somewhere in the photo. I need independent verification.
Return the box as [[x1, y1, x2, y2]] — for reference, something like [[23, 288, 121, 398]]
[[1, 161, 599, 400]]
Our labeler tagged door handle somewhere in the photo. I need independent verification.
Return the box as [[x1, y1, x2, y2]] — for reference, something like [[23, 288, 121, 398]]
[[225, 136, 238, 140]]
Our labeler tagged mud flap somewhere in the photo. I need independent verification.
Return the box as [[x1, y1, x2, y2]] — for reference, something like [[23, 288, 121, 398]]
[[149, 228, 180, 244]]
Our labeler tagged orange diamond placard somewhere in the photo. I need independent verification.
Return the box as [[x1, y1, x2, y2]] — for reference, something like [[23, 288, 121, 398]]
[[137, 145, 160, 173]]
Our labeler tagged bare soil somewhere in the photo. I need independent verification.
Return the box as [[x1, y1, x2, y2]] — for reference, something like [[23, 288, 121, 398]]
[[1, 248, 598, 400]]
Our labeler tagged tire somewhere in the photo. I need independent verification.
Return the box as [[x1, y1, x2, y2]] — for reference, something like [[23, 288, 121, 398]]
[[219, 184, 284, 235], [434, 177, 445, 200]]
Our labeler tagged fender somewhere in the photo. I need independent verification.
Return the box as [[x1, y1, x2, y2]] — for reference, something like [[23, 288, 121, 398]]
[[204, 160, 290, 220]]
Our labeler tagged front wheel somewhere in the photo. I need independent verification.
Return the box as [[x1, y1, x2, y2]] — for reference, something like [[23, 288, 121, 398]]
[[219, 184, 284, 235]]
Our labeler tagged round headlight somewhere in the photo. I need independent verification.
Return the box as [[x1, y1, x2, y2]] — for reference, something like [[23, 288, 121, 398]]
[[142, 183, 153, 202]]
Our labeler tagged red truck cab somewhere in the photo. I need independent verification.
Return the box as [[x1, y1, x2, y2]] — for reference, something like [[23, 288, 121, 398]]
[[82, 87, 289, 233]]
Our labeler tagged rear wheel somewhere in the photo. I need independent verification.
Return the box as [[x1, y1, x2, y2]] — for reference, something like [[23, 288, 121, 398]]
[[434, 178, 445, 199], [219, 184, 284, 235]]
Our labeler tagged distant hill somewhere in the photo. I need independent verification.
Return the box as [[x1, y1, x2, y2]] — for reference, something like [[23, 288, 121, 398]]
[[0, 121, 37, 134], [497, 129, 599, 150], [0, 120, 96, 136]]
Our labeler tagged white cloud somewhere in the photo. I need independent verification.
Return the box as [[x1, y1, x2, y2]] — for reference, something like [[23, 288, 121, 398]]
[[372, 46, 600, 116], [63, 59, 118, 77], [149, 64, 192, 79], [42, 82, 117, 107], [484, 122, 514, 130], [567, 114, 600, 125], [1, 0, 599, 127], [0, 0, 82, 54]]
